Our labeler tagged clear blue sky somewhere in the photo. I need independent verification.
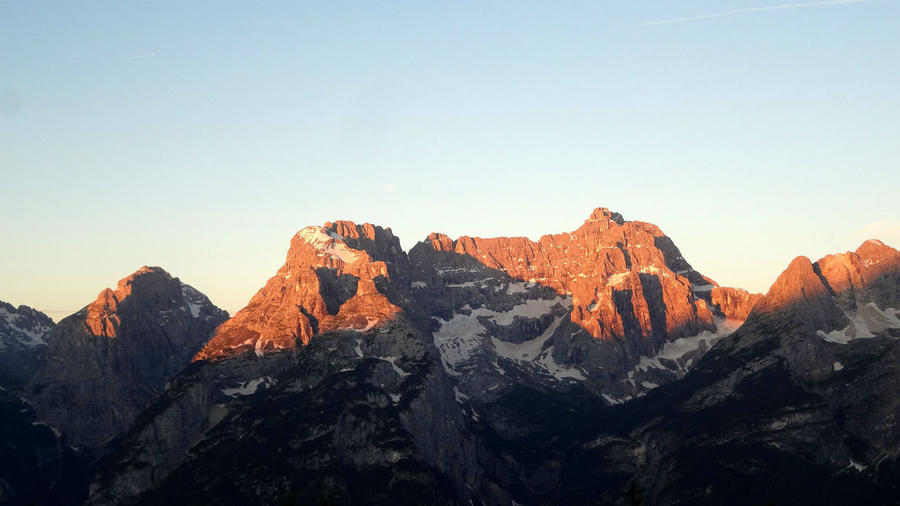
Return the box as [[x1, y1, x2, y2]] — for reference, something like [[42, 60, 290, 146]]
[[2, 1, 898, 319]]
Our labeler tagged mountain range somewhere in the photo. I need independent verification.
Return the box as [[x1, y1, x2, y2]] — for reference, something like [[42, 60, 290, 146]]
[[1, 207, 898, 505]]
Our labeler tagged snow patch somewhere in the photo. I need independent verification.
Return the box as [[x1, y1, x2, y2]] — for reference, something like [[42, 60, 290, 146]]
[[602, 393, 624, 405], [833, 361, 844, 371], [447, 280, 483, 288], [506, 282, 529, 294], [432, 297, 569, 374], [633, 318, 740, 374], [607, 272, 629, 286], [817, 303, 900, 344], [377, 356, 411, 377], [222, 376, 276, 397], [492, 316, 563, 362], [535, 347, 586, 381], [0, 306, 51, 347], [296, 226, 362, 263], [181, 285, 205, 318]]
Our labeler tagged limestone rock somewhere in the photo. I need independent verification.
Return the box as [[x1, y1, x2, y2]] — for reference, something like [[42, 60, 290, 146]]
[[25, 267, 227, 448]]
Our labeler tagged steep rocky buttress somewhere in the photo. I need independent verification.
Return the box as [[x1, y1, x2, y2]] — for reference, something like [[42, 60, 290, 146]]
[[25, 267, 228, 449]]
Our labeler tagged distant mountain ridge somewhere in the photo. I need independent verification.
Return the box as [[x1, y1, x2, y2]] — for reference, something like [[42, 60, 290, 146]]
[[2, 207, 898, 506], [194, 208, 761, 401], [0, 302, 54, 387]]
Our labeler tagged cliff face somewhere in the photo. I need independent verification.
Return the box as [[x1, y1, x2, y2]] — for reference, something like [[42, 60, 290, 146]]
[[25, 267, 228, 448], [419, 208, 723, 340], [194, 222, 406, 361], [409, 208, 760, 402]]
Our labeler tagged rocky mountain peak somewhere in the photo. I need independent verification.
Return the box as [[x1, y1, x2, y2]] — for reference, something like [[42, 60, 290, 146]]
[[26, 267, 227, 447], [584, 206, 626, 226], [195, 221, 404, 362], [83, 266, 177, 338], [749, 256, 847, 331], [854, 238, 899, 273]]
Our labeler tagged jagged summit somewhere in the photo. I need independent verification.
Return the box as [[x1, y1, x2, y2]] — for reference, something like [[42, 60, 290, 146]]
[[196, 209, 761, 403], [737, 240, 900, 346], [26, 266, 228, 447], [194, 220, 405, 362], [584, 206, 626, 225], [82, 266, 185, 338], [750, 255, 847, 332]]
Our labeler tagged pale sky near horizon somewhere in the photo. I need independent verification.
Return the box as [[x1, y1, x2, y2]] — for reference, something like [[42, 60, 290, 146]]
[[2, 1, 898, 320]]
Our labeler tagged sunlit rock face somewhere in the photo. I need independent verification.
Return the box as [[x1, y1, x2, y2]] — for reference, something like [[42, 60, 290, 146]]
[[194, 222, 406, 361], [416, 207, 742, 340], [89, 209, 761, 505], [25, 267, 227, 448], [80, 211, 900, 506], [409, 207, 761, 402], [563, 239, 900, 506], [196, 208, 760, 403]]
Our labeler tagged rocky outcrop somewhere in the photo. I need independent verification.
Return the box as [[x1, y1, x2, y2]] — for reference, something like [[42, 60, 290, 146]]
[[25, 267, 227, 448], [709, 286, 761, 321], [194, 222, 406, 361], [0, 302, 53, 387]]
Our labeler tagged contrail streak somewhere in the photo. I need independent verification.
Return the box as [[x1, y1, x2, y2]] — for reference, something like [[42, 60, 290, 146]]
[[636, 0, 865, 27], [124, 52, 157, 60]]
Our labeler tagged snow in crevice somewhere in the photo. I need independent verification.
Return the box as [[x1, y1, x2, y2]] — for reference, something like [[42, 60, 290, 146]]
[[602, 393, 625, 405], [817, 303, 900, 344], [377, 356, 411, 377], [535, 347, 586, 381], [692, 284, 715, 292], [492, 316, 563, 362], [631, 318, 741, 377], [446, 280, 483, 288], [254, 337, 292, 357], [848, 459, 866, 472], [338, 317, 380, 332], [181, 284, 207, 318], [31, 421, 61, 438], [221, 376, 276, 397], [296, 226, 362, 263]]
